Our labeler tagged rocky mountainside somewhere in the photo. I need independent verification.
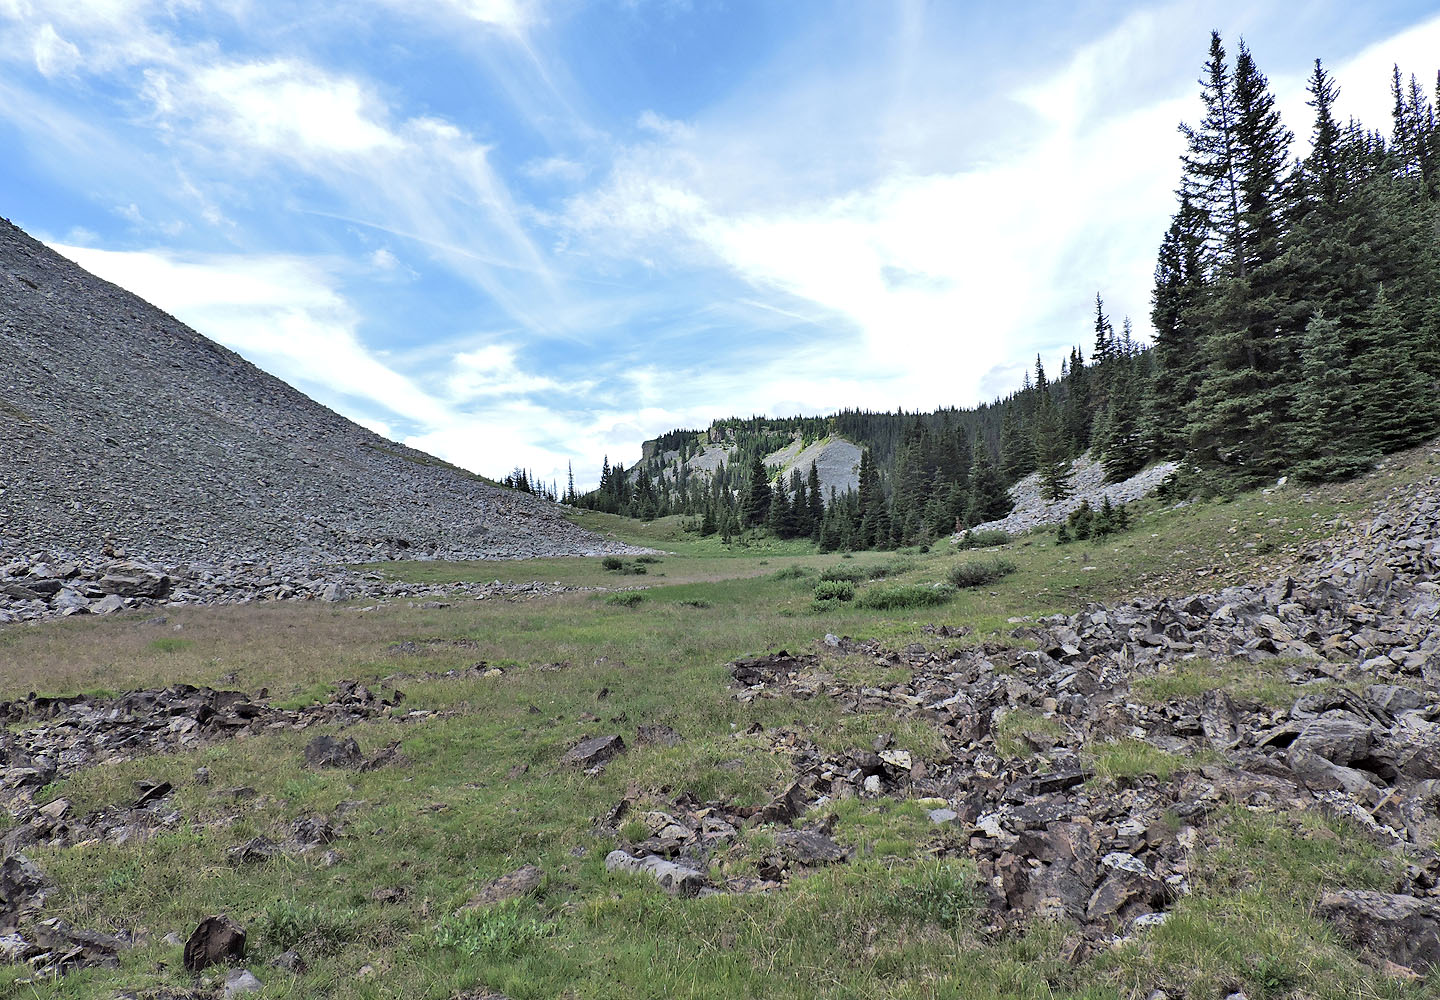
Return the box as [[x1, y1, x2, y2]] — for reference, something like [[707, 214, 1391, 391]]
[[0, 219, 629, 575], [633, 430, 862, 498]]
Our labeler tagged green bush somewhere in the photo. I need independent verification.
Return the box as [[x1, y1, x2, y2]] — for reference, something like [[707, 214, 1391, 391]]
[[605, 592, 644, 607], [813, 580, 856, 602], [957, 529, 1011, 549], [634, 555, 662, 565], [867, 557, 914, 580], [435, 902, 553, 958], [600, 556, 626, 571], [677, 598, 712, 609], [770, 566, 810, 580], [947, 557, 1017, 589], [854, 583, 954, 610], [622, 564, 648, 575], [819, 566, 864, 584]]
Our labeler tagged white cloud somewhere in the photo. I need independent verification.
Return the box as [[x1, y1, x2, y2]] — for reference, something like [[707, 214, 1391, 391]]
[[31, 23, 80, 76], [155, 58, 401, 158], [369, 247, 399, 270]]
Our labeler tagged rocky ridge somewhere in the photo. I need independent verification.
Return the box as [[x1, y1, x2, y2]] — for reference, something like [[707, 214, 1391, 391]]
[[0, 218, 636, 589]]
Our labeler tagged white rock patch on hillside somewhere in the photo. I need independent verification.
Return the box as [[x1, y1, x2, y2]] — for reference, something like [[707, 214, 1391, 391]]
[[765, 436, 863, 496], [963, 452, 1179, 536]]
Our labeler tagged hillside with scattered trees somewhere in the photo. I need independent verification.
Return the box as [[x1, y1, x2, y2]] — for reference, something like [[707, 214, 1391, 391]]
[[571, 34, 1439, 551]]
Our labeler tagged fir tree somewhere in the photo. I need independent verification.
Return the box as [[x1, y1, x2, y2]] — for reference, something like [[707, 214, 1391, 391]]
[[1291, 313, 1376, 481], [1033, 395, 1071, 502], [1357, 289, 1438, 453], [740, 454, 771, 528]]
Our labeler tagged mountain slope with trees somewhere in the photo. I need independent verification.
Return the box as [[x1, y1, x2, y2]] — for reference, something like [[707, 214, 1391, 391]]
[[575, 36, 1439, 552]]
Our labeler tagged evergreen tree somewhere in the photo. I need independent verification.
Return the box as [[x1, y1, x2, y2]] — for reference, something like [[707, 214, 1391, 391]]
[[966, 436, 1012, 525], [999, 407, 1034, 482], [806, 462, 824, 542], [1148, 196, 1208, 457], [740, 454, 771, 528], [1291, 313, 1376, 481], [1033, 395, 1071, 502], [1357, 289, 1439, 453]]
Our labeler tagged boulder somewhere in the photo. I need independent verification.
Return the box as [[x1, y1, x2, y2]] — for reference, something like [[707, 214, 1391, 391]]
[[304, 734, 363, 769], [462, 864, 544, 909], [183, 913, 246, 971], [605, 850, 708, 897], [1317, 890, 1440, 972], [560, 734, 626, 769]]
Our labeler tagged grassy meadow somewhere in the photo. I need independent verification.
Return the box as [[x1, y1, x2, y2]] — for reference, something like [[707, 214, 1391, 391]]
[[1, 447, 1437, 999]]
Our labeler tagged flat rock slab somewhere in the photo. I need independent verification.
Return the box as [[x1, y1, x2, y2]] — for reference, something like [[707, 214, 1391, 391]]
[[1318, 890, 1440, 972], [561, 734, 626, 769], [463, 864, 544, 909], [776, 828, 848, 865]]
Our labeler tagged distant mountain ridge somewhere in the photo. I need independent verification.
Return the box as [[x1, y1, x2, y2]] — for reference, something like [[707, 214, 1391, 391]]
[[0, 218, 628, 566]]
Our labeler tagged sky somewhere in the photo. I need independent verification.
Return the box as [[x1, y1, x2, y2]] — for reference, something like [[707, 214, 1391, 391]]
[[3, 1, 1439, 491]]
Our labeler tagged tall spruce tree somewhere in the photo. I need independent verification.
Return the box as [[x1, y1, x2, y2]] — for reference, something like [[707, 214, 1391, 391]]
[[740, 454, 771, 528], [1357, 289, 1439, 453], [1291, 313, 1376, 481], [1033, 395, 1071, 502], [966, 436, 1012, 525]]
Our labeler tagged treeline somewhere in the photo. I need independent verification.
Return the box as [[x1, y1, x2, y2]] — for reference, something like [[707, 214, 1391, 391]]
[[570, 34, 1440, 546]]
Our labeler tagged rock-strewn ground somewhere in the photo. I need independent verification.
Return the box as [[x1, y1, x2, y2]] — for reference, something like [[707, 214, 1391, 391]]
[[606, 470, 1440, 967], [0, 218, 636, 600]]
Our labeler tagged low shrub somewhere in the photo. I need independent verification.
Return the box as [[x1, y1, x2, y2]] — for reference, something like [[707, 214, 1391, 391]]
[[947, 557, 1017, 589], [434, 902, 553, 958], [813, 580, 856, 602], [677, 598, 712, 609], [854, 583, 954, 610], [600, 556, 626, 571], [957, 529, 1011, 549], [818, 566, 864, 584], [770, 566, 810, 580], [634, 555, 662, 564], [605, 592, 644, 607], [867, 557, 914, 580]]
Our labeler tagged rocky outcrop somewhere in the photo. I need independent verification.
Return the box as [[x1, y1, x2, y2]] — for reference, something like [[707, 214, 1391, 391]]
[[0, 218, 637, 594], [965, 452, 1179, 536]]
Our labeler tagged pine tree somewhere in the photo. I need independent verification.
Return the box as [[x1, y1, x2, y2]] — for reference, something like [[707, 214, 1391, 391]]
[[740, 454, 771, 528], [1148, 196, 1208, 457], [806, 462, 824, 542], [1357, 289, 1438, 453], [966, 436, 1012, 525], [1291, 313, 1376, 481], [999, 406, 1034, 482], [1179, 31, 1244, 273], [1033, 395, 1071, 502]]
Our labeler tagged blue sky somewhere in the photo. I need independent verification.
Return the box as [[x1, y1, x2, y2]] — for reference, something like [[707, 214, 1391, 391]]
[[3, 0, 1438, 490]]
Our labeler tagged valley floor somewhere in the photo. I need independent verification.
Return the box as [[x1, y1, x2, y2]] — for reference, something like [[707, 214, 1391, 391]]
[[1, 444, 1439, 999]]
